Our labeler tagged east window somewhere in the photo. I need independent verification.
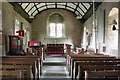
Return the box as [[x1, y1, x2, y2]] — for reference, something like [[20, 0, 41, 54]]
[[48, 13, 64, 38]]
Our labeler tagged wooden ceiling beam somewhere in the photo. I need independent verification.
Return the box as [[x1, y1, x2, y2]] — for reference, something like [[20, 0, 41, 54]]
[[10, 2, 32, 23], [81, 2, 102, 23], [10, 2, 102, 23]]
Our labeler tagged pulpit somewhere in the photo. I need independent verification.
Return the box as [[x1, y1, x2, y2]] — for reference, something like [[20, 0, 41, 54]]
[[7, 35, 20, 55]]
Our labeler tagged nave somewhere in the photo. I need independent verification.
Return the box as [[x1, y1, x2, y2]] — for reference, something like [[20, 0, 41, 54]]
[[1, 1, 120, 80], [1, 50, 120, 80], [40, 55, 70, 80]]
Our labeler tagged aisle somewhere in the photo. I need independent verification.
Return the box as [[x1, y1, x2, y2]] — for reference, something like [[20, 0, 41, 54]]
[[40, 56, 71, 80]]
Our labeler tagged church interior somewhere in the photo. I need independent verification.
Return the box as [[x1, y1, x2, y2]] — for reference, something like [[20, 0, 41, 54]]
[[0, 0, 120, 80]]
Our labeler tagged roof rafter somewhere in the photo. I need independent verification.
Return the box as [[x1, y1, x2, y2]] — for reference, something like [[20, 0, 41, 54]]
[[10, 2, 101, 23], [81, 2, 102, 22], [10, 2, 31, 22]]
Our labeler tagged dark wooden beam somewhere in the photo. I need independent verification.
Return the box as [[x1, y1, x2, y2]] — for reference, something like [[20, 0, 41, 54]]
[[10, 2, 102, 23], [10, 2, 32, 23], [73, 3, 82, 17], [33, 3, 39, 14], [81, 2, 102, 23]]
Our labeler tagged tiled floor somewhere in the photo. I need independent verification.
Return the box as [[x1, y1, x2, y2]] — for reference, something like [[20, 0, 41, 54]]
[[40, 56, 71, 80]]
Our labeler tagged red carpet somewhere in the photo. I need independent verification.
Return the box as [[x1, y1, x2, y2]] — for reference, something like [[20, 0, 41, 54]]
[[47, 54, 64, 56]]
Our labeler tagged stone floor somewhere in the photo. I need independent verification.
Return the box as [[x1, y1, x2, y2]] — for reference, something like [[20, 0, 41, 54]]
[[40, 56, 71, 80]]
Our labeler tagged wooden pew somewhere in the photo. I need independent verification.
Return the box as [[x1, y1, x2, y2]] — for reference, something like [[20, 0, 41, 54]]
[[1, 56, 41, 78], [68, 54, 116, 79], [85, 71, 120, 80], [68, 53, 113, 74], [73, 58, 119, 80], [0, 70, 24, 79], [2, 57, 37, 78], [80, 65, 120, 71], [76, 60, 120, 79], [0, 65, 33, 79]]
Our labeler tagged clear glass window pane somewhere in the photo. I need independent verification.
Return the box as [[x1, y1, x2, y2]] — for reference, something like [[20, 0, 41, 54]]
[[57, 5, 65, 8], [21, 3, 29, 9], [56, 23, 62, 37], [38, 6, 47, 12], [49, 13, 64, 38], [15, 19, 20, 35], [67, 3, 76, 9], [32, 10, 38, 16], [50, 23, 56, 37], [47, 5, 55, 8], [37, 3, 46, 8]]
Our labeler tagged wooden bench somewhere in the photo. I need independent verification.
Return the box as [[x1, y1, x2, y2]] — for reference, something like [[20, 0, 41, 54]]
[[0, 70, 24, 79], [85, 71, 120, 80], [76, 60, 120, 79], [68, 53, 113, 74], [1, 56, 41, 78], [68, 54, 116, 79], [0, 65, 33, 79]]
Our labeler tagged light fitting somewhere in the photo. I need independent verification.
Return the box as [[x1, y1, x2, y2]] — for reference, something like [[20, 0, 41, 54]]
[[112, 25, 117, 30]]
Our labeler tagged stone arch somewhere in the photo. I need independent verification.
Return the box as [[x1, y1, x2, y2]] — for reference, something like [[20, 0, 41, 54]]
[[106, 7, 118, 56]]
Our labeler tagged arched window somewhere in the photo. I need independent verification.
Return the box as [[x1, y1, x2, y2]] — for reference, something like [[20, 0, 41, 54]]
[[15, 19, 20, 35], [48, 13, 64, 38]]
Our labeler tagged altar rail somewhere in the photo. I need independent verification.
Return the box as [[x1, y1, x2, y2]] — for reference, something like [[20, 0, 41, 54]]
[[47, 44, 64, 55]]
